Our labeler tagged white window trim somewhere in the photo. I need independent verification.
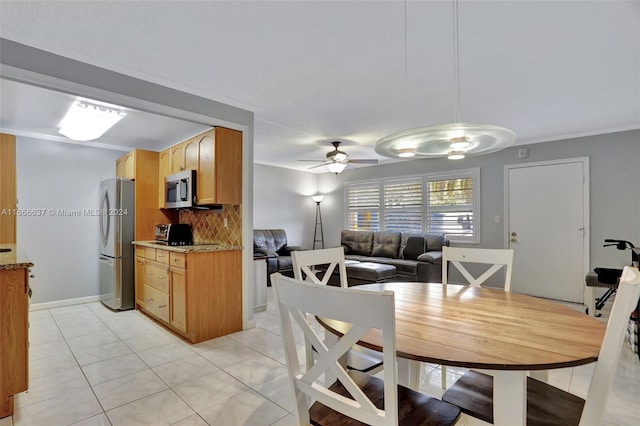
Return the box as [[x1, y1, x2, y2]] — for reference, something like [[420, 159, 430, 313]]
[[345, 168, 481, 244]]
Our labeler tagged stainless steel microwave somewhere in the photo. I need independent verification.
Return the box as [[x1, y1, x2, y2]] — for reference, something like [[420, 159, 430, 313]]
[[165, 170, 196, 209]]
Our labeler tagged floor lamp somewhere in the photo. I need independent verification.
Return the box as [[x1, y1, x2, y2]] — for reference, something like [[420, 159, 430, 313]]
[[311, 195, 325, 249]]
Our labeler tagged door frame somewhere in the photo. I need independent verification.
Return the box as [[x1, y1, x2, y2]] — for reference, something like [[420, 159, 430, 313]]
[[504, 157, 590, 297]]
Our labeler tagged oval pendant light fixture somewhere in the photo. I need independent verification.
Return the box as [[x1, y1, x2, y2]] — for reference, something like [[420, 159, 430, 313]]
[[375, 0, 516, 160]]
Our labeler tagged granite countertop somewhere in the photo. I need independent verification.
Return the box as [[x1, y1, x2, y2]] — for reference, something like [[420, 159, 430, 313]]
[[133, 241, 243, 253], [0, 244, 34, 270]]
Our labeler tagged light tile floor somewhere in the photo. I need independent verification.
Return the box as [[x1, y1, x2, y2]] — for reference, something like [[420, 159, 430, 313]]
[[2, 290, 639, 426]]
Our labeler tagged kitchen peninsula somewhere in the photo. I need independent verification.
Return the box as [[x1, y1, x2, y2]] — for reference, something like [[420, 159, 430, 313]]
[[0, 245, 32, 418]]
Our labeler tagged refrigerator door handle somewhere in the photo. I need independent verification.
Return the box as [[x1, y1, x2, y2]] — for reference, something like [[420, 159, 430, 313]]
[[100, 188, 111, 248]]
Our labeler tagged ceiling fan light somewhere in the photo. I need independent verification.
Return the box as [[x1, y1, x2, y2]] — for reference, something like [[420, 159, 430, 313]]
[[59, 99, 126, 141], [448, 151, 465, 160], [333, 152, 348, 162], [327, 162, 347, 174]]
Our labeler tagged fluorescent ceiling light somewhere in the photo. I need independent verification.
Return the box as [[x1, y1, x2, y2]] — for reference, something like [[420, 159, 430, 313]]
[[59, 99, 126, 141]]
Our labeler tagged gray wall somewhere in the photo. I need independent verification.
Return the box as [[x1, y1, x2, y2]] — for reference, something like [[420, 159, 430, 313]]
[[316, 130, 640, 270], [16, 137, 122, 304], [253, 163, 319, 248]]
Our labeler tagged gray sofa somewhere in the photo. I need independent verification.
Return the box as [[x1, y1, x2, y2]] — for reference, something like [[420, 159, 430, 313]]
[[340, 230, 449, 283]]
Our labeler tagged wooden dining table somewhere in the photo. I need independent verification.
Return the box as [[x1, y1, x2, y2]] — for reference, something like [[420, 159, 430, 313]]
[[318, 282, 607, 426]]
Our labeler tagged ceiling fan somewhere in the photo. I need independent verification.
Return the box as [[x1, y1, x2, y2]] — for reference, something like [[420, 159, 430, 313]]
[[298, 141, 379, 174]]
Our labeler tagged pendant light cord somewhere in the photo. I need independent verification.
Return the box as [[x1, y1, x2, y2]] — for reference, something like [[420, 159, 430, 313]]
[[404, 0, 408, 121], [453, 0, 461, 123]]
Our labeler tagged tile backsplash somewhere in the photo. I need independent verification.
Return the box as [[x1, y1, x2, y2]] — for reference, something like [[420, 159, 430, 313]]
[[179, 205, 242, 246]]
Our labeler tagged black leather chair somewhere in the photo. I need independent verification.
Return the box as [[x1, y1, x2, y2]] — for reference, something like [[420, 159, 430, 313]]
[[253, 229, 305, 285]]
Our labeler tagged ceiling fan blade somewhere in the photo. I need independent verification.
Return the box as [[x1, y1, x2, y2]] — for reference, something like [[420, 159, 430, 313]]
[[297, 159, 325, 162], [348, 159, 379, 164], [307, 163, 330, 170]]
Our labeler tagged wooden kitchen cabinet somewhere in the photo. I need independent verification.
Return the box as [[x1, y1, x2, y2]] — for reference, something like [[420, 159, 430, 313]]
[[184, 138, 198, 171], [170, 143, 185, 174], [0, 134, 17, 244], [116, 149, 177, 240], [115, 151, 135, 179], [196, 127, 242, 205], [0, 267, 29, 418], [135, 256, 146, 308], [134, 244, 242, 343], [158, 148, 171, 208], [159, 127, 242, 207], [169, 266, 187, 333]]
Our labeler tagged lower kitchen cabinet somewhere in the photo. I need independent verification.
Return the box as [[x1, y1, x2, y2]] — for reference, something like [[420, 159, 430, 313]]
[[0, 267, 29, 418], [134, 245, 242, 343], [170, 267, 187, 333]]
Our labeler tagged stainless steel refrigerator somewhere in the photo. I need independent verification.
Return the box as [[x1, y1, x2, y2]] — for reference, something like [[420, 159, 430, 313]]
[[99, 178, 135, 310]]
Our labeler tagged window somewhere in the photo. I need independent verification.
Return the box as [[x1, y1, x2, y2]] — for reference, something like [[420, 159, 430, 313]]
[[345, 168, 480, 243]]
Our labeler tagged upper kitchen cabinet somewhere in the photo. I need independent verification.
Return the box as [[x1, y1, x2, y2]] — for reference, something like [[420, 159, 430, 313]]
[[0, 134, 17, 244], [197, 127, 242, 205], [158, 148, 171, 208], [167, 137, 201, 174], [160, 128, 242, 206], [115, 150, 135, 179], [116, 149, 176, 240]]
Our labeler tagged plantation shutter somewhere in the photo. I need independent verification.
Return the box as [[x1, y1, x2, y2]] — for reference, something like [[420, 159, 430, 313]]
[[346, 182, 380, 230], [426, 176, 474, 239], [383, 178, 423, 232]]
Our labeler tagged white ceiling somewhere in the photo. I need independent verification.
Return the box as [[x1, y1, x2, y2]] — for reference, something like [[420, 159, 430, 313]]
[[1, 1, 638, 172]]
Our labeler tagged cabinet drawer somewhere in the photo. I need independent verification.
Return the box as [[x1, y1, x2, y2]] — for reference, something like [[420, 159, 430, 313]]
[[145, 262, 169, 293], [155, 249, 170, 264], [135, 246, 156, 260], [169, 252, 186, 269], [143, 285, 169, 323]]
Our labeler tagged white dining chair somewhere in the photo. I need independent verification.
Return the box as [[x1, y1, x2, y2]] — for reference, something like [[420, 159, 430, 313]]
[[441, 265, 640, 426], [291, 247, 384, 374], [271, 273, 461, 426], [441, 246, 515, 388], [291, 247, 348, 287], [442, 246, 514, 291]]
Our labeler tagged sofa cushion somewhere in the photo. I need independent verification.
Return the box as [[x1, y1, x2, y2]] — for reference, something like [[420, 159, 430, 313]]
[[341, 230, 374, 256], [345, 262, 396, 282], [254, 229, 288, 253], [371, 231, 402, 258], [402, 236, 426, 260], [366, 257, 419, 276], [277, 256, 293, 271], [425, 233, 447, 251], [417, 251, 443, 264]]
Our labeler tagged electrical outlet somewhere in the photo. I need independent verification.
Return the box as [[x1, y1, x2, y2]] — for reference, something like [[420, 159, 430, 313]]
[[223, 217, 228, 228]]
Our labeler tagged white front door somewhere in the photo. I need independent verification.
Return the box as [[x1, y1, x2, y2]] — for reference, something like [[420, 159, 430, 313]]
[[505, 158, 589, 302]]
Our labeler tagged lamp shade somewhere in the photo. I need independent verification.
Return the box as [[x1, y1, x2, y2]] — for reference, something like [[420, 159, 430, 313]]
[[311, 195, 324, 203]]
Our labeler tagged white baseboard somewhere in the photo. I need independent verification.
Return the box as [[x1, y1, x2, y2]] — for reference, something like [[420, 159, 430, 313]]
[[30, 295, 102, 311]]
